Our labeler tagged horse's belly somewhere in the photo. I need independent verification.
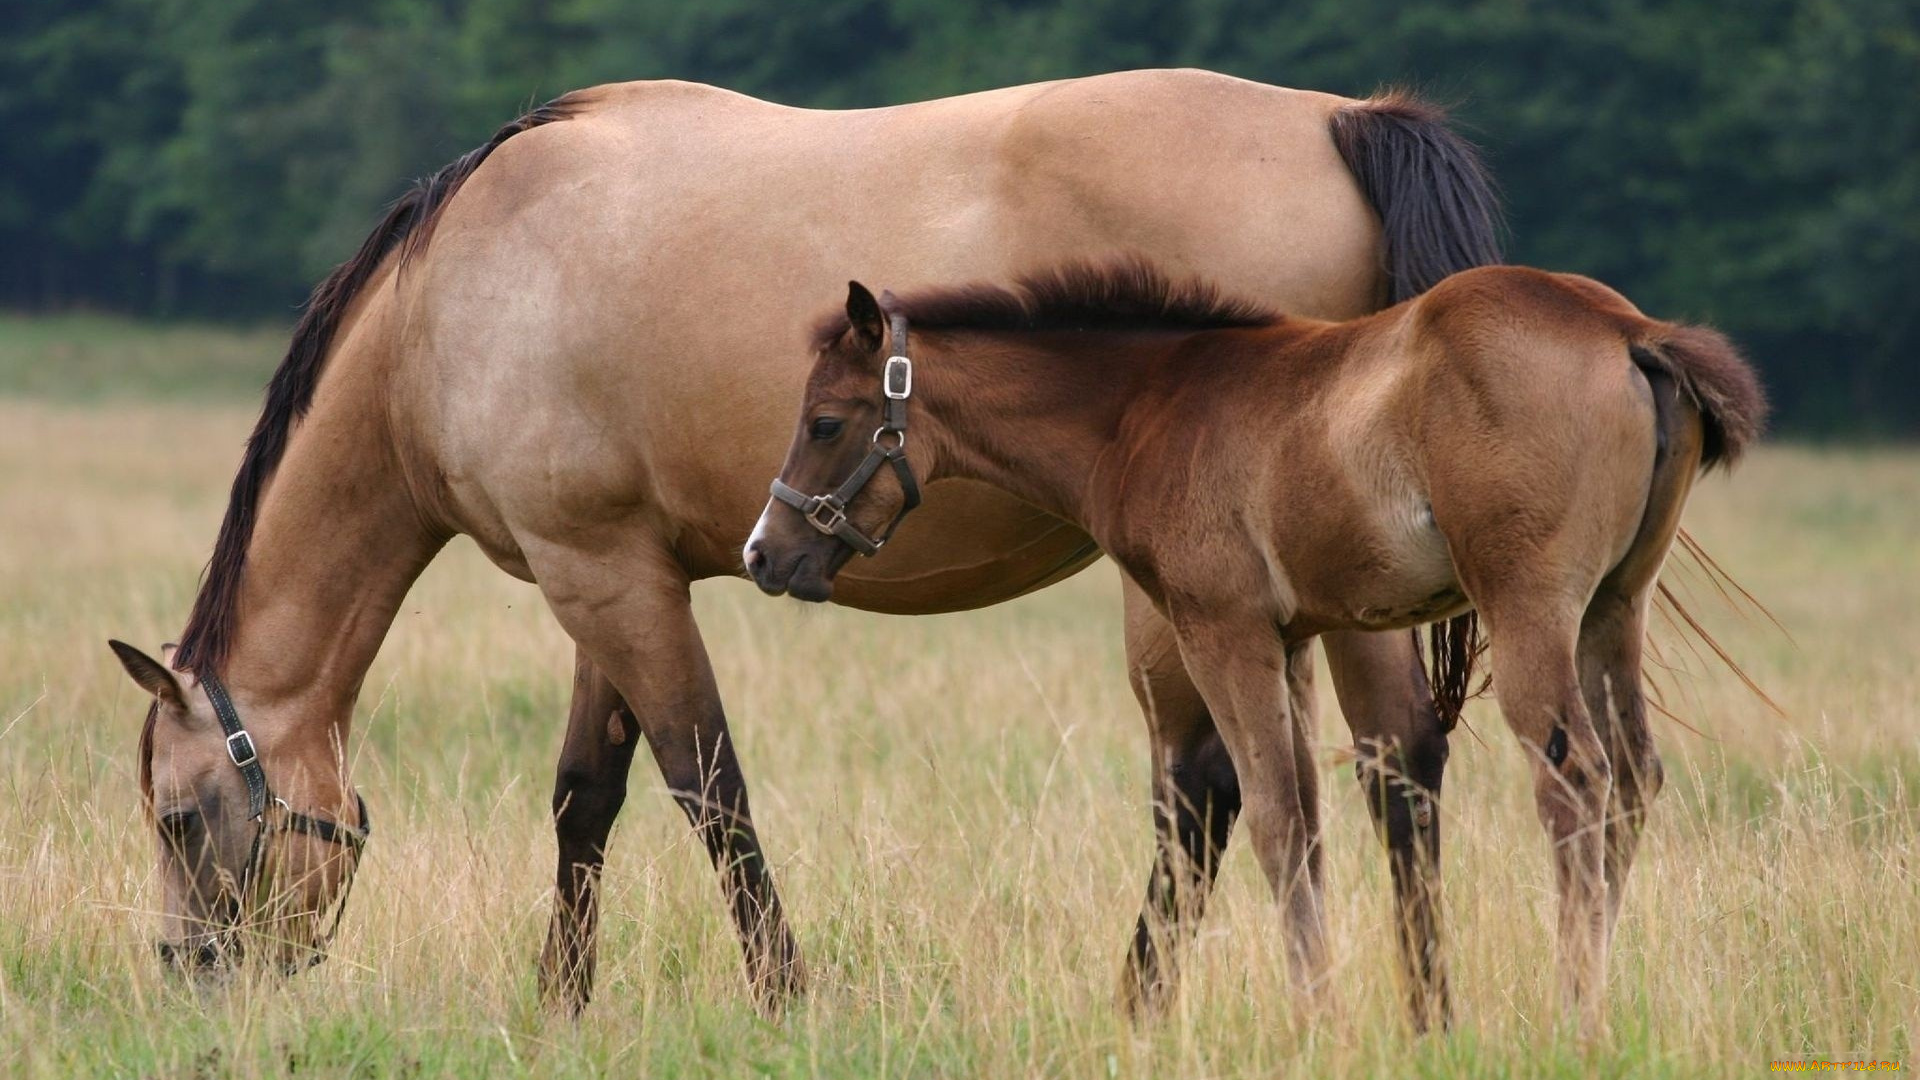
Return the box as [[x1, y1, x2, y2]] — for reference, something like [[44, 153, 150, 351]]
[[410, 70, 1378, 614], [828, 480, 1102, 614], [1286, 501, 1464, 635]]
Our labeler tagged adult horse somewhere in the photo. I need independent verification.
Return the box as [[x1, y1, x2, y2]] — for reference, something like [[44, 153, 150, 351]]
[[108, 69, 1499, 1025]]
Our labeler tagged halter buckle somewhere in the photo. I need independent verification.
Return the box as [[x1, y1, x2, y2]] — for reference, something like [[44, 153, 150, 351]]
[[805, 497, 848, 534], [225, 729, 258, 768], [883, 355, 912, 399]]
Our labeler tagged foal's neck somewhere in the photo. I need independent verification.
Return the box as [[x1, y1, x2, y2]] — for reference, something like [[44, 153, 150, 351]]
[[215, 354, 443, 758], [914, 328, 1167, 526]]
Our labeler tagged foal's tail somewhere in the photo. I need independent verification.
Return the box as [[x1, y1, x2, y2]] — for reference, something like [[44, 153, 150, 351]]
[[1628, 323, 1769, 472], [1330, 90, 1506, 729], [1625, 321, 1776, 713]]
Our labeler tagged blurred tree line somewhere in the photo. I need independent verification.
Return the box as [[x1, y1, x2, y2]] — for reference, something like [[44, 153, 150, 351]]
[[2, 0, 1914, 431]]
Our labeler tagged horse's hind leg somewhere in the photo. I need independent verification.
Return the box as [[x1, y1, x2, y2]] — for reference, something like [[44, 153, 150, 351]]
[[1118, 583, 1240, 1016], [1579, 590, 1661, 939], [528, 539, 802, 1012], [1473, 587, 1613, 1031], [1324, 630, 1453, 1032], [539, 648, 641, 1013], [1580, 371, 1701, 937]]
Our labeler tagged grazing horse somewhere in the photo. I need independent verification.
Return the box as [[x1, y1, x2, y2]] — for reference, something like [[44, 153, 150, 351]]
[[106, 70, 1501, 1022], [748, 260, 1765, 1030]]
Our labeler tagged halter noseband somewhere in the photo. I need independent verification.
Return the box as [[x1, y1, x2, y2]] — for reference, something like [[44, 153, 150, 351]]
[[768, 312, 923, 555], [158, 670, 370, 972]]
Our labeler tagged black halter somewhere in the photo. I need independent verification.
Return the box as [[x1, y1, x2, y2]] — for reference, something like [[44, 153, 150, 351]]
[[158, 670, 370, 972], [769, 313, 924, 555]]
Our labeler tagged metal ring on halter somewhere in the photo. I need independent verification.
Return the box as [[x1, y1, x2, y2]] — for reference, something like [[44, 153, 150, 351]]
[[154, 669, 372, 971], [766, 310, 922, 557]]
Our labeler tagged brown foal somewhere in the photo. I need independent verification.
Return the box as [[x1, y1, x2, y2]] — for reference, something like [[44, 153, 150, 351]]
[[749, 258, 1765, 1031]]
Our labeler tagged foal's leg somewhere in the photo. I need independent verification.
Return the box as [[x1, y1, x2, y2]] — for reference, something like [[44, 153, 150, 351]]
[[1171, 612, 1328, 994], [1578, 592, 1661, 939], [1580, 390, 1699, 938], [1323, 630, 1453, 1032], [1474, 587, 1613, 1032], [529, 542, 803, 1011], [1118, 584, 1240, 1015], [539, 648, 641, 1012]]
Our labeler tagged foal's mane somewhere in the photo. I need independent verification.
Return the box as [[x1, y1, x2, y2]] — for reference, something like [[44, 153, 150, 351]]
[[811, 256, 1279, 351], [171, 93, 587, 676]]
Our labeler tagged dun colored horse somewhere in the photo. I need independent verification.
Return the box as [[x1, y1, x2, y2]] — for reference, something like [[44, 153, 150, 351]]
[[749, 259, 1764, 1030], [107, 70, 1502, 1023]]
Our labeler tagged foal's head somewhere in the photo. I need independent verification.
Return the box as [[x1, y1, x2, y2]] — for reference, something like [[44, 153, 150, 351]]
[[746, 282, 919, 602], [111, 640, 366, 979]]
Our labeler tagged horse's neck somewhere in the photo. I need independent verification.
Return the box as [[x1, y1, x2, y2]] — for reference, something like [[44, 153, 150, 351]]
[[220, 355, 443, 746], [917, 330, 1151, 526]]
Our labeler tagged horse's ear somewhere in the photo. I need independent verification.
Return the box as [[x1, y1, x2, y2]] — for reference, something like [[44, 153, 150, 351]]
[[109, 640, 184, 707], [846, 281, 884, 353]]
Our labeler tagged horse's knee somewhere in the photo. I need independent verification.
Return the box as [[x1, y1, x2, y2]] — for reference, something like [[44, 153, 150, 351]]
[[1404, 719, 1450, 791], [1532, 722, 1613, 835], [1356, 718, 1448, 835], [1177, 731, 1240, 808], [1618, 746, 1664, 811], [553, 764, 628, 838]]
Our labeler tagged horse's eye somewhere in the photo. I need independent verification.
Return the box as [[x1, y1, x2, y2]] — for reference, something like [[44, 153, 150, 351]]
[[158, 809, 198, 843], [810, 417, 844, 441]]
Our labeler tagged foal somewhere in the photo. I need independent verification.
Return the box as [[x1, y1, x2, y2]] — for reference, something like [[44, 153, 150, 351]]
[[747, 259, 1765, 1030]]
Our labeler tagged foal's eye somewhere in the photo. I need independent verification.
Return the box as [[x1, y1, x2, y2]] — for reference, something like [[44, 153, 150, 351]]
[[810, 417, 844, 441]]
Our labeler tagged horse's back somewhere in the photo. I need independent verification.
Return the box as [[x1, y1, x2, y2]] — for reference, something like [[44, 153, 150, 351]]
[[384, 70, 1384, 601]]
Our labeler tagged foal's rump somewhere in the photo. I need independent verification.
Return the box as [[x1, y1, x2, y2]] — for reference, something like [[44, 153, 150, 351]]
[[1411, 266, 1765, 605]]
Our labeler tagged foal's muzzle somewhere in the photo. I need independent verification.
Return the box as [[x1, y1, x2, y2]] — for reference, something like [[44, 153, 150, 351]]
[[764, 332, 923, 570]]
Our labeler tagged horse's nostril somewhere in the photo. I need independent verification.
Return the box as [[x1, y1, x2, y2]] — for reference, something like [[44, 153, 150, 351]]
[[744, 544, 766, 573]]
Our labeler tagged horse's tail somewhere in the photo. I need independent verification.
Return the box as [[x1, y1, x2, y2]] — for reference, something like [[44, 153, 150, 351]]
[[1329, 89, 1506, 730], [1627, 325, 1779, 716], [174, 91, 588, 674], [1329, 89, 1504, 304], [1629, 323, 1769, 473]]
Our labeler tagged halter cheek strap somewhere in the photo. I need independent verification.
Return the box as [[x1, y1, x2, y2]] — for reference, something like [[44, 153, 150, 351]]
[[167, 671, 370, 968], [769, 312, 924, 555]]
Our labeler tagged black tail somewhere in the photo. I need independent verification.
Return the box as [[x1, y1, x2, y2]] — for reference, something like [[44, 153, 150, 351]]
[[1330, 89, 1506, 729], [1330, 90, 1504, 303]]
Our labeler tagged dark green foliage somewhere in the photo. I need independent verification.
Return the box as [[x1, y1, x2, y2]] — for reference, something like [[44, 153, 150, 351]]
[[1, 0, 1913, 431]]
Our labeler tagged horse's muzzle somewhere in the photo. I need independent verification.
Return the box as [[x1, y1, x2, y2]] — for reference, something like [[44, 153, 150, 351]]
[[747, 546, 837, 602]]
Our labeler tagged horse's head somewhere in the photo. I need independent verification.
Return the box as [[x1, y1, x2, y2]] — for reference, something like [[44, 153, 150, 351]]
[[111, 640, 368, 979], [746, 281, 922, 602]]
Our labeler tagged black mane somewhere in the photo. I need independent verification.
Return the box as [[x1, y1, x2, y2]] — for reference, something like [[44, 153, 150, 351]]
[[811, 255, 1278, 351], [172, 93, 586, 674]]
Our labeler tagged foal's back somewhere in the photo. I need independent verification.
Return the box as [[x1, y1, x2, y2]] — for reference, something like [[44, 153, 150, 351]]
[[1206, 265, 1755, 637]]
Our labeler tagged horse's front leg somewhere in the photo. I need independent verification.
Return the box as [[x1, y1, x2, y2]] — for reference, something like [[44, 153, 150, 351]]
[[1117, 581, 1241, 1016], [539, 647, 641, 1014], [527, 537, 804, 1015], [1171, 610, 1328, 996]]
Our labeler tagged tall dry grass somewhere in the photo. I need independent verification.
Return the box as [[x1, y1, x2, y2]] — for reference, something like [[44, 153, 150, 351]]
[[1, 395, 1915, 1077]]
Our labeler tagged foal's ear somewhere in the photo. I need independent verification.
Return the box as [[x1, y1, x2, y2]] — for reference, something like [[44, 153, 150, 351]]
[[109, 640, 184, 707], [845, 281, 885, 353]]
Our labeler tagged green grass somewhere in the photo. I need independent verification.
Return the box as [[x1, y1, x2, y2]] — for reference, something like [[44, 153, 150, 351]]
[[0, 312, 284, 402], [1, 317, 1917, 1077]]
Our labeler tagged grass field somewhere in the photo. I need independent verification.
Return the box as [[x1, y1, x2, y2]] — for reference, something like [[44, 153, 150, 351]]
[[1, 319, 1916, 1077]]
